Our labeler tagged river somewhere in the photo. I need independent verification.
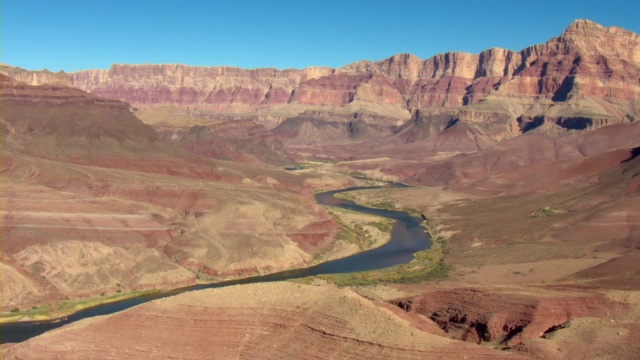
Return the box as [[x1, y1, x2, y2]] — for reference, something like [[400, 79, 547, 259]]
[[1, 183, 430, 344]]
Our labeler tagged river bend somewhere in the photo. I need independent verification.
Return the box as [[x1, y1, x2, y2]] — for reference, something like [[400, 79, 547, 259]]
[[1, 184, 430, 343]]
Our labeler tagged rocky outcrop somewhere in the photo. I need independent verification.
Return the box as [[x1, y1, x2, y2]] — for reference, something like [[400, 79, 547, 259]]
[[390, 288, 627, 346], [3, 20, 638, 130], [0, 65, 73, 86], [70, 65, 335, 112], [489, 20, 640, 102]]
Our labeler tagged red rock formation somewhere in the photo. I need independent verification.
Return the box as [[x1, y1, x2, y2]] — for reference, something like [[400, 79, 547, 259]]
[[0, 65, 73, 86], [3, 20, 637, 128], [70, 65, 334, 112], [390, 288, 627, 346]]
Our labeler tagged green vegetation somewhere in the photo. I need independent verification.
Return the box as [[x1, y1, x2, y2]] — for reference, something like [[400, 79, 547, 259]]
[[0, 305, 52, 323], [337, 170, 396, 184], [336, 192, 396, 210], [55, 289, 157, 314], [314, 189, 450, 286], [283, 160, 333, 171], [310, 209, 394, 264], [368, 221, 391, 233], [316, 233, 450, 286], [533, 206, 563, 217], [335, 190, 414, 213], [344, 170, 367, 178], [370, 200, 397, 210], [1, 289, 159, 323], [329, 211, 375, 251], [334, 191, 357, 202]]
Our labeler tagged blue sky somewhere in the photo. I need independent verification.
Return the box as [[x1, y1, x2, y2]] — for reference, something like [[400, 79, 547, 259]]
[[2, 0, 639, 72]]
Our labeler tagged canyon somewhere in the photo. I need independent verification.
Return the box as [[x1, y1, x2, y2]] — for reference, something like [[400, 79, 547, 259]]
[[3, 20, 638, 132], [1, 19, 640, 359]]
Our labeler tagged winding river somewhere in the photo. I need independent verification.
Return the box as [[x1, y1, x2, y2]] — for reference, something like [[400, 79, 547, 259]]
[[1, 183, 430, 344]]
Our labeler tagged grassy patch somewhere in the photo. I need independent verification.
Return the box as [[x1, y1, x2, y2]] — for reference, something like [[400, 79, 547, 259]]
[[285, 160, 337, 171], [1, 289, 158, 323], [337, 170, 367, 179], [316, 229, 450, 286], [315, 189, 449, 286], [0, 304, 53, 323], [55, 289, 157, 314], [532, 206, 563, 217], [368, 221, 392, 233], [334, 189, 418, 213], [307, 210, 365, 264], [283, 161, 324, 171], [370, 200, 397, 210], [334, 192, 356, 202], [311, 208, 394, 264], [329, 211, 374, 251]]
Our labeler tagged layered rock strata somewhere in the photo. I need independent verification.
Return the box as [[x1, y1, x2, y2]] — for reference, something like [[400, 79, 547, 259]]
[[2, 20, 637, 129]]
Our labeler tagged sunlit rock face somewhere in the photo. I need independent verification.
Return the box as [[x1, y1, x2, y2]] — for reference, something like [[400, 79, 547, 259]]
[[3, 20, 638, 129]]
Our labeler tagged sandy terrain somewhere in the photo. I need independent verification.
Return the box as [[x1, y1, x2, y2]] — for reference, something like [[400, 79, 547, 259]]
[[2, 282, 524, 359], [0, 144, 358, 313]]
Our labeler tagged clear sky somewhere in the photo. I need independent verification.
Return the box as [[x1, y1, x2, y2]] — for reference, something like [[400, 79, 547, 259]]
[[2, 0, 639, 72]]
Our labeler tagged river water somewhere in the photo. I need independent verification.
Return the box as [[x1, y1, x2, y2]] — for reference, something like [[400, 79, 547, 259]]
[[1, 183, 430, 344]]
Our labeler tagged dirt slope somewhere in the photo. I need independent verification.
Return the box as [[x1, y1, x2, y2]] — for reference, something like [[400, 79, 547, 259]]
[[2, 282, 525, 359]]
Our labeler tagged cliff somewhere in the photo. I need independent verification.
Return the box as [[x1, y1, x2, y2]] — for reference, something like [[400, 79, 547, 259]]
[[2, 20, 638, 129]]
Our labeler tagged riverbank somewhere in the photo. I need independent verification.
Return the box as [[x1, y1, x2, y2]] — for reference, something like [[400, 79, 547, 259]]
[[314, 186, 449, 286], [315, 235, 449, 286], [312, 206, 394, 263], [1, 183, 430, 342], [0, 289, 159, 324]]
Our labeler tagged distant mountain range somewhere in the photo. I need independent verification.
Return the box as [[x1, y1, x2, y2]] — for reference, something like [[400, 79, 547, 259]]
[[2, 19, 638, 131]]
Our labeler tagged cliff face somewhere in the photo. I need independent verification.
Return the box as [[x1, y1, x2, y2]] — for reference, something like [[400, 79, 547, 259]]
[[487, 20, 640, 103], [377, 20, 640, 106], [0, 66, 74, 86], [2, 20, 638, 127], [70, 65, 335, 112], [0, 73, 128, 110]]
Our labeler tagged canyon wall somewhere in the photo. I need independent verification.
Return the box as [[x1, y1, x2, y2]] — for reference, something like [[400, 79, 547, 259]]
[[2, 20, 638, 127]]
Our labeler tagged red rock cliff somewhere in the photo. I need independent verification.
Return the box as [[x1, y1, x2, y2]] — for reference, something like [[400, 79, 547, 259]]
[[3, 20, 638, 122]]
